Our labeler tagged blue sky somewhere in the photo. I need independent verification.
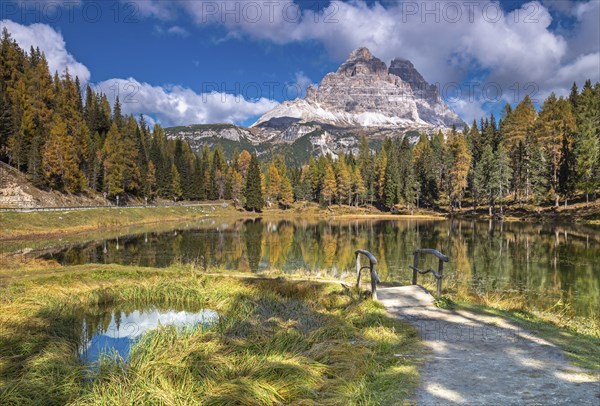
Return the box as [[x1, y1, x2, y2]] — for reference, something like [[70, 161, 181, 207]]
[[1, 0, 598, 127]]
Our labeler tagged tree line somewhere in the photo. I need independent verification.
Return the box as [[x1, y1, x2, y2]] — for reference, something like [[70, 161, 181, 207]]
[[286, 80, 599, 214], [0, 28, 246, 204], [1, 28, 598, 213]]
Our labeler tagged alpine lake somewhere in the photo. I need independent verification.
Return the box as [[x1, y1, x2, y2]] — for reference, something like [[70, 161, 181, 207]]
[[6, 217, 599, 363]]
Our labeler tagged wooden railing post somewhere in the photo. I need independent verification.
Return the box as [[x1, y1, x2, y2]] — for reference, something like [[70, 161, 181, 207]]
[[412, 252, 419, 285], [354, 249, 379, 299], [410, 249, 449, 298], [356, 251, 361, 288], [437, 258, 444, 298]]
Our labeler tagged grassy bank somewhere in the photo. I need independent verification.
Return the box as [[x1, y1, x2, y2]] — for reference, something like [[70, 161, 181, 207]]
[[0, 263, 422, 405], [0, 204, 237, 240], [0, 202, 446, 241]]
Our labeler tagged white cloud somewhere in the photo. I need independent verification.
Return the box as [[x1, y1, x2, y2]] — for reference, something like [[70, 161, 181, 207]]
[[0, 19, 90, 83], [167, 25, 189, 37], [154, 24, 190, 37], [288, 71, 313, 99], [1, 19, 275, 125], [448, 99, 487, 126], [129, 0, 176, 20], [128, 0, 599, 122], [94, 78, 278, 126]]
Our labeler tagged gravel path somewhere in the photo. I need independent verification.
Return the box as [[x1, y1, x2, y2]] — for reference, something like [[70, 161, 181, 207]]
[[377, 285, 600, 405]]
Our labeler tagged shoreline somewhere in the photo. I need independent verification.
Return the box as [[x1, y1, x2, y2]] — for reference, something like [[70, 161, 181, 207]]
[[2, 202, 599, 242]]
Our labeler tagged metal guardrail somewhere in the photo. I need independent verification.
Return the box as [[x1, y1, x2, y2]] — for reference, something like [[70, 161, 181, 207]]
[[355, 249, 380, 299], [410, 248, 450, 298], [0, 161, 21, 175]]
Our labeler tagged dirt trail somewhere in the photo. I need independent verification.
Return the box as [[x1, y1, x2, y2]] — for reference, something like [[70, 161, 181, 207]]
[[377, 285, 600, 405]]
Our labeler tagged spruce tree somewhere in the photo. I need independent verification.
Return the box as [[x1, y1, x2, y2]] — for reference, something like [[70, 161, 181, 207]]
[[574, 111, 600, 204], [171, 164, 182, 201], [384, 147, 400, 209], [244, 154, 264, 212]]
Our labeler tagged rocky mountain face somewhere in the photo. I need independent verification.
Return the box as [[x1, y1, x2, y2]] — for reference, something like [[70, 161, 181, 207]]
[[166, 47, 464, 161], [252, 47, 463, 130]]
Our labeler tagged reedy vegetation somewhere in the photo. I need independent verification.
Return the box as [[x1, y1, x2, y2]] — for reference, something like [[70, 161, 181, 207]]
[[0, 263, 421, 405], [1, 28, 599, 213]]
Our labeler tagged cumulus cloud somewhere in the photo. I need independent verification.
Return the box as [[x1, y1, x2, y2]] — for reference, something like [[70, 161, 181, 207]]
[[154, 25, 190, 37], [130, 0, 176, 20], [1, 19, 276, 125], [125, 0, 599, 122], [288, 71, 313, 99], [167, 25, 189, 37], [94, 78, 278, 126], [0, 19, 90, 83]]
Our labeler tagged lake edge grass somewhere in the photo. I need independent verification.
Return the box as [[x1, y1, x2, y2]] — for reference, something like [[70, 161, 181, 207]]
[[3, 200, 600, 243], [0, 263, 423, 405]]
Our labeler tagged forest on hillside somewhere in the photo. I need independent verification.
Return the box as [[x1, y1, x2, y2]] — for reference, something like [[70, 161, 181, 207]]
[[1, 28, 599, 213]]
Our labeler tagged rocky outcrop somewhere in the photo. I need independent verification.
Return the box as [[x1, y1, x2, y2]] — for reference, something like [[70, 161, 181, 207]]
[[252, 47, 464, 129], [166, 48, 465, 160], [388, 58, 463, 127]]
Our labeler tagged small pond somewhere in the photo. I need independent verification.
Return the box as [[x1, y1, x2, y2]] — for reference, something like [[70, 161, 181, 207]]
[[78, 308, 219, 364]]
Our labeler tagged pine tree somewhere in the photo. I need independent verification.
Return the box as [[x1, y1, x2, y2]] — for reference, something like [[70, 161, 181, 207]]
[[279, 174, 294, 208], [112, 96, 123, 130], [574, 113, 600, 204], [374, 147, 387, 204], [384, 146, 400, 209], [295, 165, 312, 202], [244, 155, 263, 212], [0, 91, 13, 161], [146, 160, 157, 200], [308, 156, 324, 201], [503, 96, 536, 151], [322, 163, 337, 206], [237, 150, 252, 181], [102, 123, 125, 197], [413, 133, 437, 207], [171, 164, 182, 201], [474, 144, 497, 216], [529, 140, 548, 205], [43, 114, 86, 192], [336, 158, 352, 206], [574, 80, 600, 203], [398, 137, 418, 209], [190, 157, 203, 200], [495, 143, 512, 215], [536, 94, 577, 206], [230, 169, 244, 204], [448, 132, 472, 210], [266, 162, 281, 204], [352, 165, 367, 207], [209, 147, 224, 200]]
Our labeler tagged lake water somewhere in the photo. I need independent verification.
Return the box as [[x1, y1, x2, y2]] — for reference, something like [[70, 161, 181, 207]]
[[79, 308, 219, 364], [41, 218, 599, 320]]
